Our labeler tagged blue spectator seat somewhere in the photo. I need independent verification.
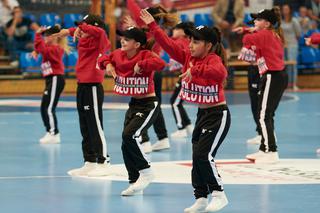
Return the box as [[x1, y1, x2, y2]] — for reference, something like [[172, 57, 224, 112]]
[[67, 36, 77, 48], [64, 50, 78, 73], [39, 13, 61, 26], [24, 14, 36, 22], [63, 14, 83, 28], [19, 52, 42, 73], [180, 14, 189, 22], [194, 13, 207, 26], [204, 14, 214, 27], [244, 13, 253, 26], [299, 47, 319, 64]]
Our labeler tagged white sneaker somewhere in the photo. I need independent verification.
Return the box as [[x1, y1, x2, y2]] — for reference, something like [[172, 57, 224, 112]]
[[152, 137, 170, 151], [39, 132, 50, 142], [131, 168, 154, 191], [246, 150, 265, 161], [246, 135, 261, 145], [186, 124, 194, 135], [87, 162, 112, 177], [141, 141, 152, 153], [205, 191, 228, 212], [67, 162, 97, 176], [10, 60, 19, 67], [184, 197, 208, 213], [317, 148, 320, 154], [254, 151, 279, 164], [39, 133, 61, 144], [171, 129, 188, 138], [121, 184, 143, 196]]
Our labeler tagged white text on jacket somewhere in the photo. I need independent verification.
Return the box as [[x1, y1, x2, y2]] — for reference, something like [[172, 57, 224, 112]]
[[180, 81, 219, 103], [114, 76, 149, 95]]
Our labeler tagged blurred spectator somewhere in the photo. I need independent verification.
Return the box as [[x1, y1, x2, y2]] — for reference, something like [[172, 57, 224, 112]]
[[298, 6, 313, 33], [305, 0, 320, 23], [136, 0, 176, 12], [4, 6, 39, 66], [274, 0, 306, 11], [0, 0, 19, 27], [297, 6, 312, 33], [282, 4, 301, 90], [212, 0, 244, 52]]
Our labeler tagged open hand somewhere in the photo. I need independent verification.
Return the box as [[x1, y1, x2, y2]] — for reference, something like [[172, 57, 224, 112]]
[[134, 63, 142, 75], [51, 29, 69, 39], [73, 27, 82, 42], [106, 63, 117, 79], [30, 51, 39, 59], [179, 62, 193, 83], [123, 16, 137, 29], [36, 26, 47, 34], [140, 9, 155, 25], [305, 37, 312, 46]]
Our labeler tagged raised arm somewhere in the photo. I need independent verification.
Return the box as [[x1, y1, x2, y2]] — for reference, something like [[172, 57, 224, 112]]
[[78, 23, 105, 37], [242, 31, 265, 49], [127, 0, 145, 27], [34, 33, 46, 54], [140, 9, 187, 65]]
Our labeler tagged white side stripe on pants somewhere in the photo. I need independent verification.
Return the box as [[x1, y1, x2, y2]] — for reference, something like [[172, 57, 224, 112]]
[[134, 101, 158, 163], [92, 86, 108, 160], [48, 76, 57, 134], [173, 95, 183, 128], [208, 110, 228, 189], [259, 74, 271, 152]]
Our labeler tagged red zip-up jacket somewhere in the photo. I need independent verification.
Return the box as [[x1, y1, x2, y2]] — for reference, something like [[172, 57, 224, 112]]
[[148, 21, 227, 105], [310, 33, 320, 44], [98, 49, 165, 96], [242, 29, 285, 74], [34, 33, 64, 77], [69, 23, 111, 83]]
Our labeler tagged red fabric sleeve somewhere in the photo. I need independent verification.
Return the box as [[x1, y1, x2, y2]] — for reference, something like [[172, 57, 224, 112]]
[[138, 52, 165, 72], [310, 33, 320, 44], [78, 23, 105, 37], [242, 31, 265, 49], [127, 0, 145, 27], [97, 54, 113, 70], [34, 33, 47, 54], [68, 27, 76, 36], [79, 23, 111, 53], [190, 58, 227, 82], [148, 21, 187, 65], [242, 26, 255, 34]]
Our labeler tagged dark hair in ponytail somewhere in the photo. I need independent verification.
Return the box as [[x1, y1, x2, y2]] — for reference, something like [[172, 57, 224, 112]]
[[147, 4, 179, 28], [144, 38, 156, 51], [211, 27, 227, 67], [271, 6, 285, 44]]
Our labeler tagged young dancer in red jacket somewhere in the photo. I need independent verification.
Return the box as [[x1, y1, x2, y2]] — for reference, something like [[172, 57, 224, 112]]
[[52, 15, 112, 177], [141, 9, 231, 212], [34, 25, 70, 144], [235, 7, 288, 163], [98, 27, 165, 196]]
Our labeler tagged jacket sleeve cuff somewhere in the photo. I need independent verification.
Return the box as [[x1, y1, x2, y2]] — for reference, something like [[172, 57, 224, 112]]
[[147, 21, 158, 31]]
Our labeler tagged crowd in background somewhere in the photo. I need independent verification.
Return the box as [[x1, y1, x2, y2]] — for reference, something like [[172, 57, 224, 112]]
[[1, 0, 320, 77]]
